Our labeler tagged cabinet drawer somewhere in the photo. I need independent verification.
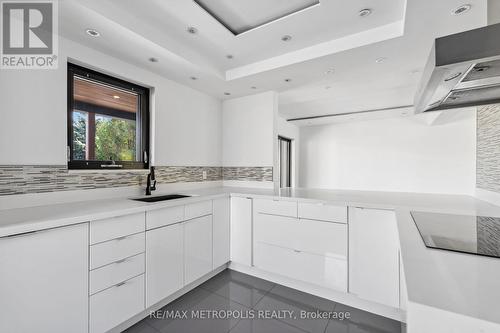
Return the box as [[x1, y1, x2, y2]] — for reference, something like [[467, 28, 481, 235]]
[[146, 206, 184, 230], [254, 242, 347, 292], [254, 214, 347, 258], [90, 274, 145, 333], [298, 202, 347, 223], [90, 253, 145, 295], [185, 200, 212, 220], [90, 213, 145, 245], [297, 219, 347, 258], [90, 233, 145, 269], [254, 198, 297, 217]]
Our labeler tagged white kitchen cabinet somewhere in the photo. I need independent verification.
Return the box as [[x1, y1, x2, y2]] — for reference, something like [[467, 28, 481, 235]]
[[254, 242, 347, 291], [90, 232, 145, 269], [90, 212, 145, 245], [145, 222, 184, 307], [298, 202, 347, 223], [253, 212, 348, 292], [230, 196, 253, 265], [146, 205, 184, 230], [90, 253, 145, 295], [349, 207, 400, 308], [0, 224, 89, 333], [90, 274, 145, 333], [254, 213, 347, 258], [254, 198, 297, 217], [213, 197, 230, 268], [185, 200, 213, 220], [184, 215, 213, 285]]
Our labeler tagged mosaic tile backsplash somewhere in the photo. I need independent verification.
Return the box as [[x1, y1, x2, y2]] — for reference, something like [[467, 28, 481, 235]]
[[222, 167, 273, 182], [0, 165, 272, 196], [477, 103, 500, 193]]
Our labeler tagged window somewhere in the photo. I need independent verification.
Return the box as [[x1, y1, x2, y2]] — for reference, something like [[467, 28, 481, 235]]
[[67, 63, 150, 169], [278, 136, 292, 188]]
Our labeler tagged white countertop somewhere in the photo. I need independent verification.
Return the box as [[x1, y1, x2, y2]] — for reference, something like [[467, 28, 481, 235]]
[[1, 186, 500, 328]]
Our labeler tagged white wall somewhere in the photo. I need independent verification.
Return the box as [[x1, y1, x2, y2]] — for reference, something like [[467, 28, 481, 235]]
[[222, 92, 276, 167], [0, 37, 222, 166], [299, 112, 476, 195]]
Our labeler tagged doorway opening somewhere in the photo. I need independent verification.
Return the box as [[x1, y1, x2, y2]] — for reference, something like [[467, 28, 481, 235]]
[[278, 136, 292, 188]]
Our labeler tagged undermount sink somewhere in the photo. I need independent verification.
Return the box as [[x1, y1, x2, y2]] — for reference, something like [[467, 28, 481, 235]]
[[131, 194, 191, 203]]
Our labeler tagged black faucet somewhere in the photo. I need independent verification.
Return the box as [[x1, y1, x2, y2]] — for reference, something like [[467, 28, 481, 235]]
[[146, 166, 156, 196]]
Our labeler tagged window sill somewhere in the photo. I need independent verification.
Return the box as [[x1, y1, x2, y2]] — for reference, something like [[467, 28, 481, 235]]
[[67, 169, 149, 174]]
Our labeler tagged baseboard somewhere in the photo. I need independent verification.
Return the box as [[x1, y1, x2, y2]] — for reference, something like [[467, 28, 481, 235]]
[[229, 262, 406, 323]]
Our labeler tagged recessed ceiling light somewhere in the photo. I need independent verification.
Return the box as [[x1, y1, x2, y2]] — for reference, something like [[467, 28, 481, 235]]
[[410, 69, 421, 74], [325, 68, 335, 75], [85, 29, 100, 37], [190, 76, 198, 80], [112, 95, 120, 99], [375, 57, 387, 63], [281, 35, 292, 42], [224, 92, 231, 96], [358, 8, 372, 17], [187, 26, 198, 34], [226, 54, 234, 59], [452, 4, 471, 15], [284, 78, 292, 82], [251, 86, 257, 89], [325, 86, 331, 90], [148, 57, 159, 63]]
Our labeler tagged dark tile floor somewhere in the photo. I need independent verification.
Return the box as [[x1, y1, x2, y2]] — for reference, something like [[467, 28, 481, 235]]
[[124, 269, 403, 333]]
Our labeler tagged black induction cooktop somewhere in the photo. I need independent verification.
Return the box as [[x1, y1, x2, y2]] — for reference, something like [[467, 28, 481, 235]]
[[410, 211, 500, 259]]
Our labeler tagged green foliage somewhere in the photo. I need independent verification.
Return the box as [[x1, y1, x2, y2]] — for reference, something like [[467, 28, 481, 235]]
[[95, 116, 136, 161], [72, 112, 87, 160]]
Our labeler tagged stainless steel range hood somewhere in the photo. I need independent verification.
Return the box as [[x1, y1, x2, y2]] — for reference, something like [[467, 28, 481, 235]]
[[415, 23, 500, 113]]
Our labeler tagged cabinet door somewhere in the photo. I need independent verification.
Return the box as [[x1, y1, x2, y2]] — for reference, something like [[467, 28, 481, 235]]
[[146, 223, 184, 307], [213, 197, 230, 268], [230, 197, 252, 265], [0, 224, 89, 333], [349, 208, 400, 308], [184, 215, 213, 285]]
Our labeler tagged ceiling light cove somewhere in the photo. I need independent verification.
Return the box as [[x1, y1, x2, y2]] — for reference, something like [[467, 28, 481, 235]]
[[194, 0, 320, 35]]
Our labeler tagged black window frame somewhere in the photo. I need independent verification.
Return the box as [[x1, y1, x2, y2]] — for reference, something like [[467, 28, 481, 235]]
[[67, 63, 150, 170]]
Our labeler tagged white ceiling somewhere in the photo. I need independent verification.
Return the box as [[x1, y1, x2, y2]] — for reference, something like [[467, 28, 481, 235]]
[[58, 0, 488, 120]]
